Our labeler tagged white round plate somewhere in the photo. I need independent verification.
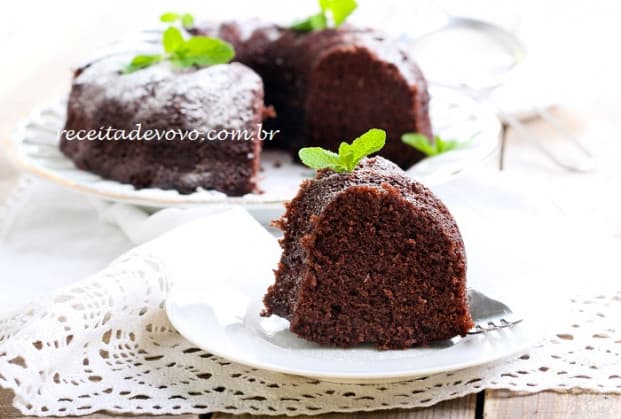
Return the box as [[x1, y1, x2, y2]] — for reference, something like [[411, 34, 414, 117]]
[[165, 270, 548, 384], [9, 87, 500, 209]]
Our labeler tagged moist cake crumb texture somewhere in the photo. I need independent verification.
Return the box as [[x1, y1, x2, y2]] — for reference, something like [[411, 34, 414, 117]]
[[262, 157, 473, 349]]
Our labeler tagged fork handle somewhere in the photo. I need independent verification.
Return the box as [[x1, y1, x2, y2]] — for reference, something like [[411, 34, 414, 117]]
[[494, 105, 596, 173]]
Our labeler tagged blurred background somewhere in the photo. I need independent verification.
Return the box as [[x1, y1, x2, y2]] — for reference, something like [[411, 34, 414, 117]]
[[1, 0, 619, 231]]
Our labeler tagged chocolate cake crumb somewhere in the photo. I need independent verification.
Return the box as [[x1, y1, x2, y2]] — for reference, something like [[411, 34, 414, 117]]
[[262, 157, 473, 349]]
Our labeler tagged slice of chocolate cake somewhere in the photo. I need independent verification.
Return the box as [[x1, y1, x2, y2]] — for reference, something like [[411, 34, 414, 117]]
[[262, 152, 473, 349], [194, 22, 433, 168], [60, 55, 266, 196]]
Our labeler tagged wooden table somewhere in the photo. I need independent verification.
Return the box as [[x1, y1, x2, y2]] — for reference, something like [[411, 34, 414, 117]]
[[2, 388, 621, 418], [1, 0, 619, 417]]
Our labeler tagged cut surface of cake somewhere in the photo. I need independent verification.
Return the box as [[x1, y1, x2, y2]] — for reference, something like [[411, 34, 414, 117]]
[[60, 55, 265, 196], [262, 156, 473, 349], [194, 22, 433, 168]]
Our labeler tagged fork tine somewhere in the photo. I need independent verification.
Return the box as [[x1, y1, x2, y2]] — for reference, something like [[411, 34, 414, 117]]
[[501, 317, 523, 326], [467, 317, 523, 334]]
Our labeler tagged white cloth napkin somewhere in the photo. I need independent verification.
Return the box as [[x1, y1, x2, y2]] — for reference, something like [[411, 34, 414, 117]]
[[0, 178, 250, 314]]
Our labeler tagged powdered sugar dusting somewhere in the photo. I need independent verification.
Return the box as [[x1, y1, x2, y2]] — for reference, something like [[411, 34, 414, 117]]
[[73, 54, 262, 131], [337, 29, 423, 86], [235, 19, 282, 43]]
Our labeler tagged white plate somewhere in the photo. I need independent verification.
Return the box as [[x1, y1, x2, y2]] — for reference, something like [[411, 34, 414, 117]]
[[9, 87, 501, 209], [165, 265, 548, 384]]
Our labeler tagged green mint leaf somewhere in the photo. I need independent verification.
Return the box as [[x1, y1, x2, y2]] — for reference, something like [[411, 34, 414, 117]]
[[309, 13, 328, 29], [291, 13, 327, 31], [160, 11, 194, 28], [290, 18, 312, 31], [125, 14, 233, 73], [350, 128, 386, 163], [160, 12, 180, 23], [434, 136, 459, 153], [338, 142, 355, 171], [291, 0, 356, 31], [181, 13, 195, 28], [402, 133, 460, 157], [122, 54, 163, 74], [299, 147, 345, 172], [401, 133, 437, 156], [319, 0, 357, 26], [163, 27, 184, 54], [171, 36, 235, 68], [299, 128, 386, 172]]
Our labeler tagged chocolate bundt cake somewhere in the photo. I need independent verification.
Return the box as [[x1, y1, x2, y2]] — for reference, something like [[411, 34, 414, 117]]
[[194, 22, 433, 168], [62, 19, 433, 195], [60, 55, 266, 195], [262, 156, 473, 349]]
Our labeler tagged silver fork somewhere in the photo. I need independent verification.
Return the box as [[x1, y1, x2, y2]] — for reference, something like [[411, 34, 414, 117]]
[[467, 288, 523, 334]]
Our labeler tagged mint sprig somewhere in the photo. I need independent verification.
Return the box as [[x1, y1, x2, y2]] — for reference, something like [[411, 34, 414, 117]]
[[401, 133, 460, 157], [291, 13, 328, 32], [299, 128, 386, 172], [291, 0, 357, 32], [320, 0, 357, 26], [160, 12, 195, 29], [124, 54, 164, 74], [123, 26, 234, 74]]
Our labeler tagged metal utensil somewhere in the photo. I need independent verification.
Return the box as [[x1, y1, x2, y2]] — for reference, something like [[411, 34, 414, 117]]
[[467, 288, 523, 334]]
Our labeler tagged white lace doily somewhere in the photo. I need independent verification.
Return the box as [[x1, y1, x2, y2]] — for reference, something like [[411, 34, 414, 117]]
[[0, 178, 620, 417]]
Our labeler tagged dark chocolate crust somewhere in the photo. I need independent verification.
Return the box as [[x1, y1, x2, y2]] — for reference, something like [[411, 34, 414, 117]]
[[61, 58, 264, 196], [195, 22, 433, 168], [262, 157, 473, 349]]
